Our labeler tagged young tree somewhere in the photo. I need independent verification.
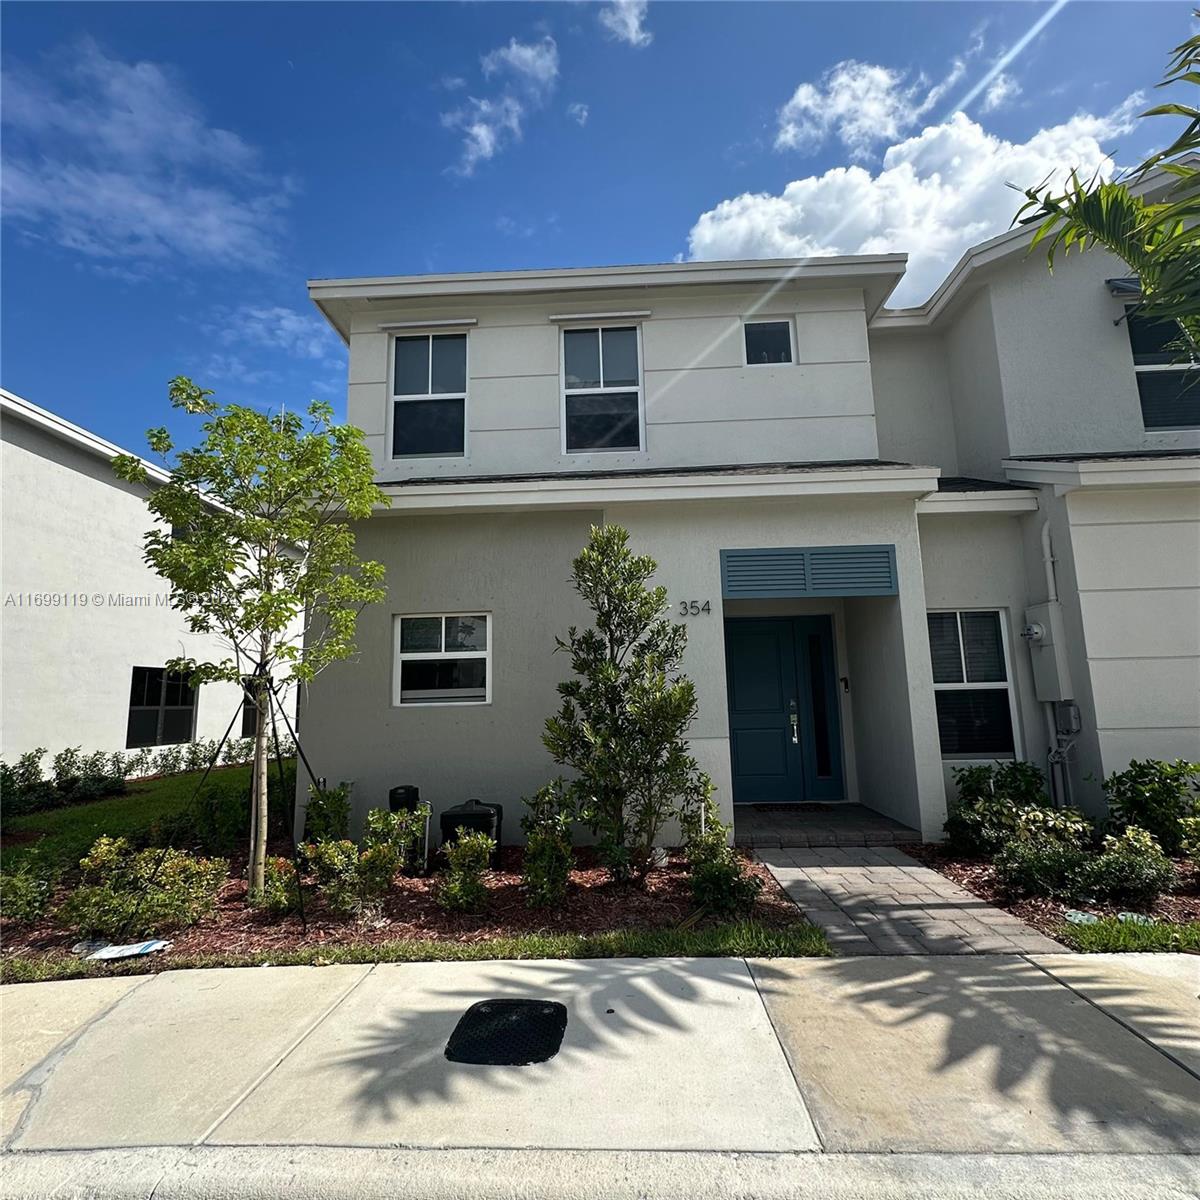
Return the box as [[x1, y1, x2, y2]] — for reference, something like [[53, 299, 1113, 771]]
[[1016, 17, 1199, 351], [114, 377, 388, 897], [543, 524, 709, 884]]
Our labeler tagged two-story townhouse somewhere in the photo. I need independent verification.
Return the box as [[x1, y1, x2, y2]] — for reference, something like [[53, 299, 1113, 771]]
[[300, 230, 1199, 845]]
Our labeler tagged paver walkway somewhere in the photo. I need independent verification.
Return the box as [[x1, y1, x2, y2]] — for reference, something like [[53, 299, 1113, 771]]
[[758, 846, 1064, 955]]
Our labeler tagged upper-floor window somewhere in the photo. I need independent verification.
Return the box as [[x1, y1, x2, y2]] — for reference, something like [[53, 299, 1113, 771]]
[[926, 610, 1017, 759], [562, 325, 643, 452], [744, 319, 794, 365], [392, 333, 467, 457], [1125, 309, 1200, 430]]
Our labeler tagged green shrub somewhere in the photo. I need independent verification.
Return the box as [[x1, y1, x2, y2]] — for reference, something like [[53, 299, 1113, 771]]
[[303, 837, 396, 917], [56, 836, 228, 939], [0, 864, 58, 924], [681, 792, 763, 916], [1, 746, 126, 816], [0, 748, 60, 816], [438, 828, 494, 912], [1103, 759, 1200, 855], [520, 781, 575, 909], [363, 804, 430, 874], [1180, 816, 1200, 860], [254, 856, 303, 917], [304, 784, 351, 842], [152, 745, 185, 777], [994, 837, 1089, 898], [1078, 826, 1175, 905]]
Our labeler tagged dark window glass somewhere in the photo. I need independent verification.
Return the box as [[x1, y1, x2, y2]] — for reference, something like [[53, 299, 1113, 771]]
[[445, 615, 487, 650], [126, 668, 196, 748], [564, 329, 601, 389], [400, 617, 442, 652], [430, 334, 467, 395], [745, 321, 793, 365], [392, 398, 465, 456], [808, 634, 832, 778], [565, 392, 640, 451], [601, 327, 639, 387], [125, 709, 159, 749], [161, 708, 196, 744], [1136, 370, 1200, 430], [961, 612, 1006, 683], [927, 613, 963, 684], [394, 336, 430, 395], [241, 694, 257, 738], [1126, 311, 1190, 366], [400, 658, 487, 704], [934, 689, 1015, 756]]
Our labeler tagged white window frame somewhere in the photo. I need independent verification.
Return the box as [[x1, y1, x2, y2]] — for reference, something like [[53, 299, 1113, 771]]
[[392, 612, 492, 708], [1124, 307, 1200, 432], [559, 322, 646, 455], [927, 608, 1022, 760], [388, 330, 469, 460], [742, 317, 796, 367]]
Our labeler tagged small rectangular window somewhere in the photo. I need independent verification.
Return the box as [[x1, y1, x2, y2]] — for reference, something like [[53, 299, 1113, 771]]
[[126, 667, 198, 748], [392, 333, 467, 457], [926, 611, 1016, 758], [394, 613, 490, 705], [562, 325, 643, 452], [1125, 309, 1200, 430], [744, 320, 793, 365]]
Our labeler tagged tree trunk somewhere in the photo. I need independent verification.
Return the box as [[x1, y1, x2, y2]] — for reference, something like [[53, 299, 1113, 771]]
[[248, 682, 269, 897]]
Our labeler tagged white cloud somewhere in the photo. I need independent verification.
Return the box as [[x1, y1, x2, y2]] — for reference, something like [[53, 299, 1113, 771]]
[[567, 101, 590, 127], [689, 96, 1143, 307], [1, 38, 289, 273], [775, 57, 967, 160], [440, 75, 467, 91], [215, 304, 344, 363], [599, 0, 653, 48], [982, 72, 1022, 113], [442, 36, 559, 175]]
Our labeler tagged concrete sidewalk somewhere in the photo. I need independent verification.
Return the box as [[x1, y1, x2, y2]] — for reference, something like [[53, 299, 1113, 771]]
[[2, 954, 1199, 1197]]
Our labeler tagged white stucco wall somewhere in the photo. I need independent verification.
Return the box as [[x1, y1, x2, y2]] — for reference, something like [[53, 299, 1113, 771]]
[[1, 416, 250, 761], [345, 283, 880, 482], [869, 330, 959, 473]]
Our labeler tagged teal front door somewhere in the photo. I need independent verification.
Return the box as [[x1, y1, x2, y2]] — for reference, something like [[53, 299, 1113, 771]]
[[725, 616, 844, 804]]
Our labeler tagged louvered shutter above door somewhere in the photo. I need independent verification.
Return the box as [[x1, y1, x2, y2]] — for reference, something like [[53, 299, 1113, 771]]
[[720, 545, 897, 598]]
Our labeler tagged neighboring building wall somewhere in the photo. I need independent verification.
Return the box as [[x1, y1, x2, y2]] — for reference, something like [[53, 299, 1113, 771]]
[[988, 250, 1200, 458], [869, 330, 959, 473], [1, 416, 247, 759], [346, 284, 879, 483], [1064, 485, 1200, 784], [941, 288, 1011, 478], [918, 511, 1046, 802]]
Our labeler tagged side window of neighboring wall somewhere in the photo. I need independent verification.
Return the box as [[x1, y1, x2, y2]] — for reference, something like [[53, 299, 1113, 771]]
[[127, 667, 198, 748], [1125, 309, 1200, 430], [926, 611, 1017, 757]]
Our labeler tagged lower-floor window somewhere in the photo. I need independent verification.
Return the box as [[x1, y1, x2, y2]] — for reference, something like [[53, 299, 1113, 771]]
[[126, 667, 198, 748], [926, 610, 1016, 757], [394, 613, 490, 705]]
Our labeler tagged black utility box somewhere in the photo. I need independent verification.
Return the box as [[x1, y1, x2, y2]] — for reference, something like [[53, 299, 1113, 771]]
[[388, 785, 422, 814], [439, 798, 503, 865]]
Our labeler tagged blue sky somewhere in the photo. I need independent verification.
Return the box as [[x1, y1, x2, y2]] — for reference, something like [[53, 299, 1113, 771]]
[[1, 1, 1192, 452]]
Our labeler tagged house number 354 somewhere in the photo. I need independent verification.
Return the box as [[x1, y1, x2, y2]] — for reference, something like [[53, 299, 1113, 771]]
[[678, 600, 712, 616]]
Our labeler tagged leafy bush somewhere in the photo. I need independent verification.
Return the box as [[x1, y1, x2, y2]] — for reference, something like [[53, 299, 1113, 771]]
[[1103, 759, 1200, 855], [152, 745, 185, 777], [945, 762, 1091, 856], [254, 856, 303, 917], [520, 781, 575, 909], [303, 837, 397, 917], [1, 745, 126, 816], [363, 804, 430, 875], [681, 793, 762, 917], [438, 828, 494, 912], [56, 835, 228, 939], [543, 524, 710, 883], [0, 864, 58, 924], [304, 784, 351, 842], [1180, 816, 1200, 860], [0, 749, 60, 816], [994, 837, 1089, 898], [1078, 826, 1175, 905]]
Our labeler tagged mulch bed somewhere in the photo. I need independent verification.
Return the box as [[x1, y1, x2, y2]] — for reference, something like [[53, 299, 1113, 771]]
[[904, 843, 1200, 939], [1, 847, 801, 964]]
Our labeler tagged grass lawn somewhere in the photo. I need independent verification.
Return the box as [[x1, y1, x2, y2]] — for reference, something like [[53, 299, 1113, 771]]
[[0, 921, 831, 984], [2, 764, 252, 872], [1059, 916, 1200, 953]]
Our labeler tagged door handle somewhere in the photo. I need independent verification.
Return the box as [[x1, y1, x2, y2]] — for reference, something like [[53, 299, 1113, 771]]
[[789, 699, 799, 744]]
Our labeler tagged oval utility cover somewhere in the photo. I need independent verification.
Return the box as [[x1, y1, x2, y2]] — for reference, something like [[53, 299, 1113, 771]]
[[445, 998, 568, 1065]]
